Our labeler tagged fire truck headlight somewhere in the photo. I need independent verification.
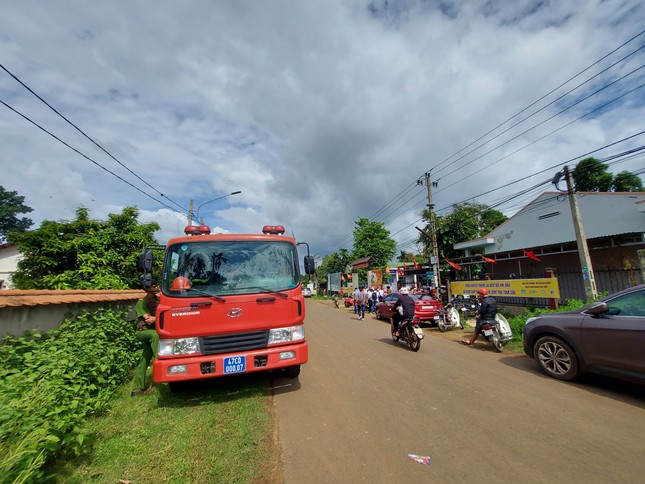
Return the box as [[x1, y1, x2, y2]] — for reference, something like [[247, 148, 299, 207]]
[[158, 337, 201, 356], [268, 325, 305, 344]]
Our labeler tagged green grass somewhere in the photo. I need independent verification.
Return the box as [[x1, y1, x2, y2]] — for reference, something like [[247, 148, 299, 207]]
[[52, 373, 276, 484]]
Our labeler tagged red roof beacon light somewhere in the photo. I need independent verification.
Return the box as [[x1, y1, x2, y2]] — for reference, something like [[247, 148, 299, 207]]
[[184, 225, 212, 236], [184, 226, 200, 236], [262, 225, 285, 235]]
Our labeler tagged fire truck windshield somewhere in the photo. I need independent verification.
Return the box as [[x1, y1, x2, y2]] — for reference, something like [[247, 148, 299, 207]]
[[161, 240, 300, 297]]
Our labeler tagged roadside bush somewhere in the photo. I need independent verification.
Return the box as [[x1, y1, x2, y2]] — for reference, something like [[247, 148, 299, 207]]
[[0, 309, 140, 482], [506, 298, 588, 343]]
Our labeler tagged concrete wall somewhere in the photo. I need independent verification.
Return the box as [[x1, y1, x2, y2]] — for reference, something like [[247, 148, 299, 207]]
[[1, 300, 139, 337]]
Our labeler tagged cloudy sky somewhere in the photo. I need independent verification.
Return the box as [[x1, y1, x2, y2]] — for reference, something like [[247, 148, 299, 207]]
[[1, 0, 644, 261]]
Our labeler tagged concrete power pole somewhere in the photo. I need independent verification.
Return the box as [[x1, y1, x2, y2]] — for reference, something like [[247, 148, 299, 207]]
[[188, 199, 194, 226], [422, 172, 440, 289], [563, 166, 598, 301]]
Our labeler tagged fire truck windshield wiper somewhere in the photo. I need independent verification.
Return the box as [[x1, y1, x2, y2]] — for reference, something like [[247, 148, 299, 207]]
[[187, 288, 227, 302], [239, 286, 289, 298]]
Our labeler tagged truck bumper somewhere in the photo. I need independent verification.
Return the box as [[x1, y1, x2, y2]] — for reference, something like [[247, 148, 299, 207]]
[[152, 342, 308, 383]]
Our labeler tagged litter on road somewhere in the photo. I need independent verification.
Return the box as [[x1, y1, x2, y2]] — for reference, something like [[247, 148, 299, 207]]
[[408, 454, 432, 465]]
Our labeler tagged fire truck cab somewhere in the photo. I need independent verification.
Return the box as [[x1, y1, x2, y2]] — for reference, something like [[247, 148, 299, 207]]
[[138, 224, 315, 387]]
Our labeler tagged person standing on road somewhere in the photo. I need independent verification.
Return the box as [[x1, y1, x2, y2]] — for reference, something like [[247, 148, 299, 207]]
[[462, 288, 497, 346], [356, 287, 367, 320], [131, 279, 160, 396], [370, 287, 378, 313], [353, 286, 360, 314]]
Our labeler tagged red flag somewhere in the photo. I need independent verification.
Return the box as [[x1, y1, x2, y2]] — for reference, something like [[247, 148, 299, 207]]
[[386, 265, 391, 273], [341, 274, 346, 282], [413, 259, 422, 270], [397, 266, 405, 276], [523, 248, 542, 262], [445, 259, 462, 270], [347, 273, 352, 279], [477, 253, 497, 264]]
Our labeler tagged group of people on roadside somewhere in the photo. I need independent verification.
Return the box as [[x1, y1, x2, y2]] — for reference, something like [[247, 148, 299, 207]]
[[352, 286, 385, 319]]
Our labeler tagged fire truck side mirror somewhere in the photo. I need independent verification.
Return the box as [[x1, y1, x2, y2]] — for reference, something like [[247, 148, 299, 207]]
[[304, 255, 316, 275], [139, 273, 153, 289], [138, 249, 153, 273]]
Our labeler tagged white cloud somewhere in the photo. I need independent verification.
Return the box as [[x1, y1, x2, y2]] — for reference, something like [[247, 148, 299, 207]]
[[1, 0, 643, 259]]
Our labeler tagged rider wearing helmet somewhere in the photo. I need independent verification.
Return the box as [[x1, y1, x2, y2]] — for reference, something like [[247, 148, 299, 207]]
[[391, 287, 416, 337], [462, 288, 497, 346]]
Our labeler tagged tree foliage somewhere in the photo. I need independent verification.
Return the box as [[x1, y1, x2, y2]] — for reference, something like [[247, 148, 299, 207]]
[[9, 207, 160, 289], [572, 157, 614, 192], [612, 170, 644, 192], [318, 248, 352, 276], [0, 186, 33, 243], [397, 251, 422, 263], [351, 218, 396, 268], [418, 202, 507, 261]]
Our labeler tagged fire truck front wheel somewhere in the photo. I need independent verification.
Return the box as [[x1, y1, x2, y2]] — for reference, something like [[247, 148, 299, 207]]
[[284, 365, 301, 378]]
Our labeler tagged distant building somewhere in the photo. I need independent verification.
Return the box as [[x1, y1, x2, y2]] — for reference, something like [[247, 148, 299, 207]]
[[453, 191, 645, 300], [0, 243, 22, 289]]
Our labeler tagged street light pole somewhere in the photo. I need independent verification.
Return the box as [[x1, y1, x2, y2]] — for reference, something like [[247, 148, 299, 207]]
[[193, 191, 242, 225]]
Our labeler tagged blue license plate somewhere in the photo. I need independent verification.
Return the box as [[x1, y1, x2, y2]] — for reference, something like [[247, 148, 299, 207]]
[[224, 356, 246, 374]]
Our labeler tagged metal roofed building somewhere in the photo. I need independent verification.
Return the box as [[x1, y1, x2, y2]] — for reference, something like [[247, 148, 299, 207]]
[[453, 191, 645, 300]]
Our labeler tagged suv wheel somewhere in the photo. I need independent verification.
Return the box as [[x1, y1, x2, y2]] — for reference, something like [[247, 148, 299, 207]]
[[534, 336, 580, 381]]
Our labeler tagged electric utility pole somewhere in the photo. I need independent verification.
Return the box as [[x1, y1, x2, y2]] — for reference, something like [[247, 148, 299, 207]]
[[562, 166, 598, 300], [419, 171, 440, 289], [188, 199, 194, 226]]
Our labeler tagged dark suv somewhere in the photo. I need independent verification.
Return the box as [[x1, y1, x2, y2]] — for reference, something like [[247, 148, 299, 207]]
[[523, 284, 645, 384]]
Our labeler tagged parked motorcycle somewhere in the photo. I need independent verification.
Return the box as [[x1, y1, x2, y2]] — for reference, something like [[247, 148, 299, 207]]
[[390, 317, 424, 352], [480, 314, 513, 352], [450, 295, 479, 319], [437, 304, 463, 332]]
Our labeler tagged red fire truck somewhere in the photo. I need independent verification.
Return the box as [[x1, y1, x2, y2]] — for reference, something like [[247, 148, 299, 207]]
[[138, 224, 315, 388]]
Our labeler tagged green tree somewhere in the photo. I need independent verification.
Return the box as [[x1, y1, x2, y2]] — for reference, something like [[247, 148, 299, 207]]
[[612, 171, 644, 192], [418, 202, 507, 261], [9, 207, 160, 289], [0, 186, 33, 242], [351, 218, 396, 268], [573, 157, 613, 192], [318, 248, 352, 276]]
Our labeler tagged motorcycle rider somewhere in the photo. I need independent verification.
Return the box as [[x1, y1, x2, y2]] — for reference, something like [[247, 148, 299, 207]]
[[462, 288, 497, 346], [391, 287, 415, 337]]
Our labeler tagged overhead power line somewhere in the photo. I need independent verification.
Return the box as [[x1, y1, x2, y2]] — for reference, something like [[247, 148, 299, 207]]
[[430, 29, 645, 176], [0, 63, 187, 213], [366, 31, 645, 240], [0, 98, 190, 217]]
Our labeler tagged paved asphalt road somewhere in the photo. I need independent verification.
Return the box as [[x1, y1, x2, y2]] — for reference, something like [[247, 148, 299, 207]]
[[271, 300, 645, 483]]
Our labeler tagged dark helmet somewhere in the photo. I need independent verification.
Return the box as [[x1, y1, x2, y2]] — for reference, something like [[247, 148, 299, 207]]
[[477, 288, 488, 296]]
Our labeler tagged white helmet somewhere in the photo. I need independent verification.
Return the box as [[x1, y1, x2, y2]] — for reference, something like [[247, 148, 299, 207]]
[[399, 287, 409, 295]]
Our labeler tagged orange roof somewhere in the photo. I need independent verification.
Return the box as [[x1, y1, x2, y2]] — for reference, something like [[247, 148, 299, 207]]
[[0, 289, 145, 309]]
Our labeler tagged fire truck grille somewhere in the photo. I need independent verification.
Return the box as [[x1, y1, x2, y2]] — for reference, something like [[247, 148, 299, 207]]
[[200, 331, 270, 355]]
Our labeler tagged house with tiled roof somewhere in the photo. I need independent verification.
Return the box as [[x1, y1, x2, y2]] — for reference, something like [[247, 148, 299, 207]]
[[452, 191, 645, 300]]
